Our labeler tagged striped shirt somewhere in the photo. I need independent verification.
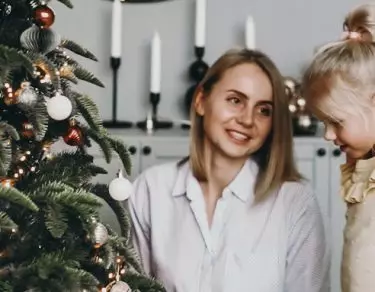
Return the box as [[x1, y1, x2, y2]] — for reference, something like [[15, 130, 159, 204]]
[[129, 159, 330, 292]]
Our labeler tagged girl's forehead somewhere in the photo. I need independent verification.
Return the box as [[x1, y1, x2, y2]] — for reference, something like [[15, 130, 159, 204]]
[[311, 97, 351, 120]]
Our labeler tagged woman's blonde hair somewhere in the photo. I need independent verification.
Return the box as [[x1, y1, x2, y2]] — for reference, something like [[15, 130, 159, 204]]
[[302, 3, 375, 122], [184, 48, 302, 201]]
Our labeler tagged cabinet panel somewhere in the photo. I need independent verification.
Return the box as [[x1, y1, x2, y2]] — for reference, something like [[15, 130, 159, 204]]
[[295, 143, 330, 253], [140, 140, 189, 171], [91, 140, 141, 182], [329, 147, 346, 292]]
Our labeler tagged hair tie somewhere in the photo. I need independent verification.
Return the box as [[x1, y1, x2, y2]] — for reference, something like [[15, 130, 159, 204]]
[[341, 30, 361, 40]]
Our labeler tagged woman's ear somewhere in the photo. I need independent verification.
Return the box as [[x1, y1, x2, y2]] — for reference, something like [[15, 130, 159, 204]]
[[194, 89, 205, 116]]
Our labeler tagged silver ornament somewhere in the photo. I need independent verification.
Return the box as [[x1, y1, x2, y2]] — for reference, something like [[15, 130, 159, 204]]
[[93, 222, 108, 248], [20, 24, 61, 54], [17, 82, 38, 106], [110, 281, 132, 292]]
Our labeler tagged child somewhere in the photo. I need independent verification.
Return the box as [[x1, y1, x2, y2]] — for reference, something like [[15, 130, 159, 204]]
[[302, 3, 375, 292]]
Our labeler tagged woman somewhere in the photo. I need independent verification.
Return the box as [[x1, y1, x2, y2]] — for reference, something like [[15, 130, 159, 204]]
[[129, 48, 329, 292]]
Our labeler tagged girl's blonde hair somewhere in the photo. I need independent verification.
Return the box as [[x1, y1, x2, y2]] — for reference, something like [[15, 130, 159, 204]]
[[181, 48, 302, 201], [302, 3, 375, 121]]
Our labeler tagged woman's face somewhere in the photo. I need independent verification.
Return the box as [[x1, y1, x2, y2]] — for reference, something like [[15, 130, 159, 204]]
[[195, 63, 273, 161]]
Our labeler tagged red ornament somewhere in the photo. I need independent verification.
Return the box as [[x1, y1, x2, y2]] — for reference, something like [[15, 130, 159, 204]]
[[33, 6, 55, 29], [22, 122, 34, 139], [63, 125, 83, 146]]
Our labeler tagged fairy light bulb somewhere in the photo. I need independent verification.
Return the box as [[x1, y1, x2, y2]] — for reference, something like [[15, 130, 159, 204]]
[[1, 179, 13, 187]]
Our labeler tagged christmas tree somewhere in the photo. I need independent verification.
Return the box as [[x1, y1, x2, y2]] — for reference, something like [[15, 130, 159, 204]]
[[0, 0, 165, 291]]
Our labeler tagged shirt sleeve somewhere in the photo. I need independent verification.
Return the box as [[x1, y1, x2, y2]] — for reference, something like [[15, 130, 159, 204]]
[[284, 185, 330, 292], [128, 173, 153, 276]]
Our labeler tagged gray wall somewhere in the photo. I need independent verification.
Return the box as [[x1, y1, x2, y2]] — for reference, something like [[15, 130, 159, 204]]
[[51, 0, 365, 123]]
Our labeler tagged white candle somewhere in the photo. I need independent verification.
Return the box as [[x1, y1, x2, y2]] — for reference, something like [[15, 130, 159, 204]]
[[150, 31, 161, 94], [111, 0, 122, 58], [245, 15, 256, 50], [195, 0, 206, 47]]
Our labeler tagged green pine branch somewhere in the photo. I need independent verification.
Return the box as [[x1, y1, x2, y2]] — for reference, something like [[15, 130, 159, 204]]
[[13, 252, 99, 291], [0, 211, 17, 231], [0, 186, 38, 212], [0, 122, 20, 141], [25, 51, 60, 91], [123, 271, 166, 292], [107, 236, 144, 275], [89, 183, 131, 240], [0, 281, 12, 292], [0, 45, 34, 85], [56, 0, 74, 9], [28, 183, 102, 219], [0, 122, 18, 176], [0, 138, 11, 177], [101, 242, 115, 270], [83, 128, 112, 164], [59, 69, 78, 84], [20, 98, 49, 141], [60, 39, 98, 61], [19, 152, 99, 188], [45, 204, 68, 238], [72, 93, 105, 133], [106, 137, 132, 176], [73, 66, 104, 87]]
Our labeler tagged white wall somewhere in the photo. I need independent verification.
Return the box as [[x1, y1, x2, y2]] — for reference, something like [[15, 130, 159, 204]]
[[51, 0, 366, 122]]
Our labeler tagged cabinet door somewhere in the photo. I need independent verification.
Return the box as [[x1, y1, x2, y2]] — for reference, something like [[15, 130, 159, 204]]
[[139, 139, 189, 171], [90, 140, 141, 183], [294, 142, 330, 241], [329, 147, 346, 292]]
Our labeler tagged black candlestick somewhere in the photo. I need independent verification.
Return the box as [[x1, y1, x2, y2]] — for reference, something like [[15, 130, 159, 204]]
[[183, 46, 209, 129], [136, 92, 173, 131], [103, 57, 133, 128]]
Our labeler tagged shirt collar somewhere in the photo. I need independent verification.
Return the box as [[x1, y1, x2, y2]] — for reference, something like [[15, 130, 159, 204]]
[[171, 158, 258, 202]]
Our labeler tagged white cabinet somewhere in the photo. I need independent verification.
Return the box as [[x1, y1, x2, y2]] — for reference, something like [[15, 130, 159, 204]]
[[86, 129, 345, 292]]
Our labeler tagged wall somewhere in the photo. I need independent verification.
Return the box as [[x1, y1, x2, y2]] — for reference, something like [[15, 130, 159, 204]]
[[51, 0, 366, 123]]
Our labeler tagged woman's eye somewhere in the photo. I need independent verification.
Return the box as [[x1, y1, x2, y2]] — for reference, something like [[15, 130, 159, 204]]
[[258, 106, 272, 116], [227, 96, 241, 105]]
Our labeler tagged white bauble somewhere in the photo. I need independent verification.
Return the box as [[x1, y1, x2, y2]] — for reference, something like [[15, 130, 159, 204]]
[[111, 281, 131, 292], [46, 92, 72, 120], [109, 170, 133, 201]]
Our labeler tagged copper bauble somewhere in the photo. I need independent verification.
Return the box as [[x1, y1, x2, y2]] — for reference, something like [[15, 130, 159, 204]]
[[33, 6, 55, 28], [63, 124, 83, 146]]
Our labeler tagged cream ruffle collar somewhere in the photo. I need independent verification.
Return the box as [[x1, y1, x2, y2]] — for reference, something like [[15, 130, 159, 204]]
[[341, 157, 375, 204]]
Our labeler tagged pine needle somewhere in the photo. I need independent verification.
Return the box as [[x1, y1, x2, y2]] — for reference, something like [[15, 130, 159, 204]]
[[0, 186, 38, 212], [60, 39, 98, 61]]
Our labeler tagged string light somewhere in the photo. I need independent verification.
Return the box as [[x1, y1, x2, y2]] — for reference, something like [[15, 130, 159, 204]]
[[1, 178, 14, 187]]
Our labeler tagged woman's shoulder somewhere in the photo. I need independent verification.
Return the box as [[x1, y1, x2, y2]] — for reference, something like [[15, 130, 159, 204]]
[[131, 159, 190, 201], [136, 159, 188, 183], [278, 180, 319, 212]]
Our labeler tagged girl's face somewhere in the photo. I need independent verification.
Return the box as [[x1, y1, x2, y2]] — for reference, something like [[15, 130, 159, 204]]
[[317, 100, 375, 159], [194, 63, 273, 161]]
